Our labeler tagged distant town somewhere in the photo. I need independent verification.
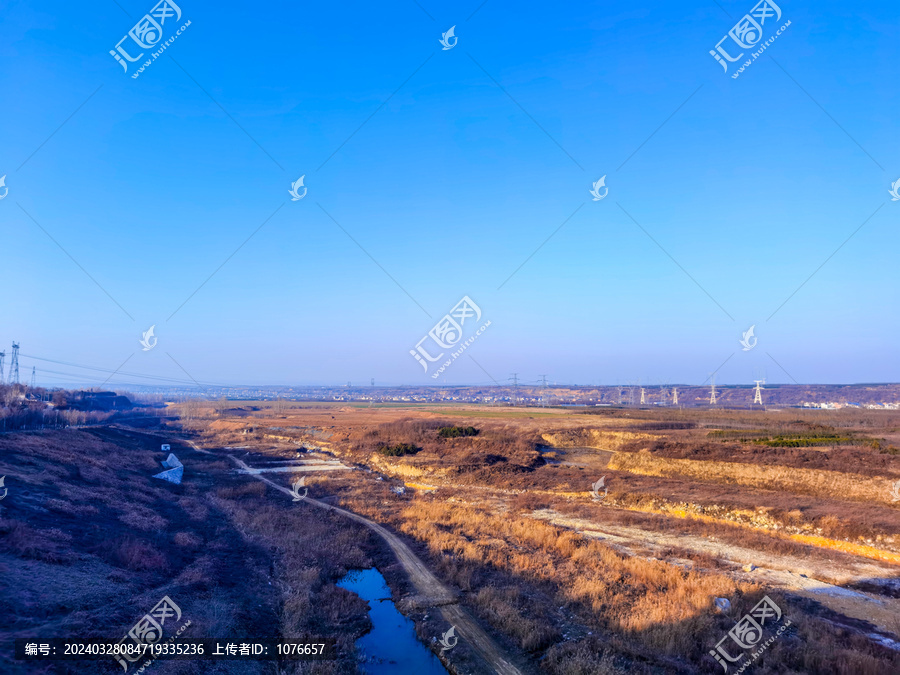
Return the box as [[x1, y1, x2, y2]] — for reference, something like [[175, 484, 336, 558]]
[[114, 383, 900, 410]]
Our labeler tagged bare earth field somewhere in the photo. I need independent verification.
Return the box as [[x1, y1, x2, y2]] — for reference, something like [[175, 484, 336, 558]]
[[2, 401, 900, 674]]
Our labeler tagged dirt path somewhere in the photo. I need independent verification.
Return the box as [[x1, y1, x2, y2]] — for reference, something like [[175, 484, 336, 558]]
[[531, 508, 900, 642], [224, 453, 526, 675], [114, 428, 528, 673]]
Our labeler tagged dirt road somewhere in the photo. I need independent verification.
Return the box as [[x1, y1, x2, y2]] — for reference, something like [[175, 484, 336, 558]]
[[531, 508, 900, 642], [113, 429, 527, 672], [226, 453, 526, 675]]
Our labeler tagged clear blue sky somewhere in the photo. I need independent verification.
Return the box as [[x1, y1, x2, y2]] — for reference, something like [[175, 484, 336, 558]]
[[1, 0, 897, 388]]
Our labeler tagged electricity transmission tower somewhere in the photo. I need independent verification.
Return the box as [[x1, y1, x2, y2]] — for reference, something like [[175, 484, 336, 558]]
[[509, 373, 519, 406], [539, 374, 548, 407], [30, 367, 36, 390], [753, 380, 765, 405], [672, 387, 678, 405], [709, 374, 718, 405], [0, 351, 4, 382], [640, 388, 646, 405], [8, 342, 20, 384], [658, 380, 672, 407]]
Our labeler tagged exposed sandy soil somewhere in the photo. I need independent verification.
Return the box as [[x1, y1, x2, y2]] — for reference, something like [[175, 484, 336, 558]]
[[529, 508, 900, 640]]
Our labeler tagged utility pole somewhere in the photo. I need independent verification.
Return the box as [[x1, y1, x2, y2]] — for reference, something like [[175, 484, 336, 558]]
[[509, 373, 519, 406]]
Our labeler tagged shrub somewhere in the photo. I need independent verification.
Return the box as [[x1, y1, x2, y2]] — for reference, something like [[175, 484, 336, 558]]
[[216, 482, 266, 499], [438, 426, 480, 438], [377, 443, 421, 457], [173, 532, 203, 548], [112, 537, 168, 571], [117, 509, 168, 532], [2, 520, 73, 563]]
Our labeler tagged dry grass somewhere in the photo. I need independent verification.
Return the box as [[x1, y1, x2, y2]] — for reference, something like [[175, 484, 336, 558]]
[[185, 402, 900, 673], [0, 426, 374, 675], [608, 451, 900, 505]]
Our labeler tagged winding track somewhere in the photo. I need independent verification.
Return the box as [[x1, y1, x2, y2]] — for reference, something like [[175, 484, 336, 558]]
[[178, 437, 525, 675]]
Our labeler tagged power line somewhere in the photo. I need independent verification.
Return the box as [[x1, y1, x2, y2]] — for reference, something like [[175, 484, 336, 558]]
[[19, 352, 223, 387]]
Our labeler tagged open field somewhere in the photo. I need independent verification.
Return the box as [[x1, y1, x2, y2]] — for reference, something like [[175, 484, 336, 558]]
[[3, 401, 899, 673], [181, 401, 900, 673]]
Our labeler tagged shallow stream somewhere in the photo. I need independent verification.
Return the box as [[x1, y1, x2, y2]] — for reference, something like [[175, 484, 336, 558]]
[[337, 568, 447, 674]]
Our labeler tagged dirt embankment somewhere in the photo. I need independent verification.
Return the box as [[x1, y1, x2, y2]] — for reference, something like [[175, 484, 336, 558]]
[[541, 428, 655, 450], [608, 451, 900, 506]]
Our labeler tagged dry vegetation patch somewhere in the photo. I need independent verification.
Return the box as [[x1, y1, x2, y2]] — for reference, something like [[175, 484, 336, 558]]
[[185, 401, 900, 673], [0, 426, 380, 674]]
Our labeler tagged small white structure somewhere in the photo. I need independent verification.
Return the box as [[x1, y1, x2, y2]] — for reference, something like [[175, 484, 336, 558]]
[[153, 453, 183, 484], [161, 444, 171, 452]]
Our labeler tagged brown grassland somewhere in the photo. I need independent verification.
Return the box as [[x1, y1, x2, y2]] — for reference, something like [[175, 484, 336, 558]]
[[0, 426, 385, 674], [2, 401, 899, 674], [187, 401, 900, 673]]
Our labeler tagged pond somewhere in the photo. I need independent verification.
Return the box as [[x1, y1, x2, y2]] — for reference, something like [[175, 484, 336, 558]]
[[337, 568, 447, 675]]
